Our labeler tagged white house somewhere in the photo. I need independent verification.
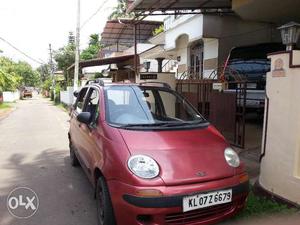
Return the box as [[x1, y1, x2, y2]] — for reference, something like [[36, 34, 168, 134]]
[[142, 13, 280, 79]]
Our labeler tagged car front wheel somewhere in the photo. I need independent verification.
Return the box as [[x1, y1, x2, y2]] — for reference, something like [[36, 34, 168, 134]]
[[96, 177, 116, 225], [69, 141, 79, 167]]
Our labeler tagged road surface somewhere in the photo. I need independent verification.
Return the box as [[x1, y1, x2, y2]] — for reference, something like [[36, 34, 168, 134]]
[[0, 97, 97, 225]]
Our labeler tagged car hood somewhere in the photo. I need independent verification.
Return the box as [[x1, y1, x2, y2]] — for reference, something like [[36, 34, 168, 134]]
[[118, 125, 235, 186]]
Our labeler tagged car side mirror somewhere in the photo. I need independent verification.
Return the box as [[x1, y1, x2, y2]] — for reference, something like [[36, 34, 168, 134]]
[[77, 112, 92, 124], [73, 90, 79, 97]]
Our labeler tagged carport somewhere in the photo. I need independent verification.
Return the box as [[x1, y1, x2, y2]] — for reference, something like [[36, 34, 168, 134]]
[[67, 54, 135, 82], [127, 0, 232, 15], [100, 19, 162, 75], [67, 19, 162, 83]]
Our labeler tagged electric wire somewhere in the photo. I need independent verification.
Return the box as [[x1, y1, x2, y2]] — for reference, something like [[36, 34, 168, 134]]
[[81, 0, 110, 29], [0, 36, 43, 65]]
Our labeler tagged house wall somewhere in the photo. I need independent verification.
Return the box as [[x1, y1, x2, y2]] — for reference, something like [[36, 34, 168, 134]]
[[165, 17, 219, 78], [136, 72, 176, 90], [3, 91, 20, 102], [259, 51, 300, 205], [164, 15, 203, 50], [203, 38, 219, 78], [60, 86, 74, 106], [176, 34, 189, 74], [203, 15, 281, 67]]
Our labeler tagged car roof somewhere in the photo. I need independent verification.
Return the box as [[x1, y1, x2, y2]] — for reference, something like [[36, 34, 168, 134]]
[[85, 80, 171, 89]]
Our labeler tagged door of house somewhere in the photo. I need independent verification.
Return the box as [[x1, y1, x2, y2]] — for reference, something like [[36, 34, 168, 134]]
[[190, 44, 204, 79]]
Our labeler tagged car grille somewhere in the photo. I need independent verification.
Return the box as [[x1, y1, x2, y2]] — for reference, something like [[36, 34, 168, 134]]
[[165, 203, 234, 225]]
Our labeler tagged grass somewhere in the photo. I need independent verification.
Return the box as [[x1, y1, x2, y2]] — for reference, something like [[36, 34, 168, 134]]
[[53, 101, 69, 112], [0, 103, 13, 110], [234, 189, 299, 220], [0, 102, 15, 117]]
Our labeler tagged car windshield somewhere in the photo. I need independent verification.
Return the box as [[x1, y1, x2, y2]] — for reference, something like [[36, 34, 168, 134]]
[[104, 85, 205, 128]]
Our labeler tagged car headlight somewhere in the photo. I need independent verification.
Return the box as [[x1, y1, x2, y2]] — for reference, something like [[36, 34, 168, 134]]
[[224, 147, 240, 167], [128, 155, 160, 179]]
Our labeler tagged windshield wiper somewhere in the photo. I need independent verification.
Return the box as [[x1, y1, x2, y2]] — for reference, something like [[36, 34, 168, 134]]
[[119, 120, 206, 128], [158, 120, 206, 127], [118, 123, 167, 128]]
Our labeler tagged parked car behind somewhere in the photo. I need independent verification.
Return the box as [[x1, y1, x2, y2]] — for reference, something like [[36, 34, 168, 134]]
[[69, 81, 249, 225], [22, 87, 33, 98], [224, 43, 285, 113]]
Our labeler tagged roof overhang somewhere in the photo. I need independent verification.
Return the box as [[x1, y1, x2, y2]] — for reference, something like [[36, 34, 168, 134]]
[[127, 0, 232, 14], [101, 19, 162, 47], [67, 54, 134, 71], [232, 0, 300, 24], [139, 45, 176, 60]]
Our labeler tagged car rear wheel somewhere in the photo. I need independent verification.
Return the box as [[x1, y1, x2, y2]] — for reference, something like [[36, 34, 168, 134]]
[[69, 141, 79, 167], [96, 177, 116, 225]]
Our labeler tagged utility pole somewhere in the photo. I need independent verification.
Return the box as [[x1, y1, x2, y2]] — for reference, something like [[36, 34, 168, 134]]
[[49, 44, 56, 101], [74, 0, 81, 91]]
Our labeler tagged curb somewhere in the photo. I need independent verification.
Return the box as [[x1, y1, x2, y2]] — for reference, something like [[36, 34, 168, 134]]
[[253, 180, 300, 209]]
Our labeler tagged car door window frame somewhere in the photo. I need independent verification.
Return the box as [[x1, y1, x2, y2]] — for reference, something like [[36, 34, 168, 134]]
[[74, 87, 89, 114], [82, 86, 101, 128]]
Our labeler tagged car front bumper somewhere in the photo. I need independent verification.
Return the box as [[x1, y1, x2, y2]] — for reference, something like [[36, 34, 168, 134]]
[[107, 175, 249, 225]]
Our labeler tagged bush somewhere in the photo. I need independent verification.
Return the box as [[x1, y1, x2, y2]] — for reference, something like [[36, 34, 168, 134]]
[[94, 72, 104, 79], [153, 24, 164, 36], [54, 85, 61, 104]]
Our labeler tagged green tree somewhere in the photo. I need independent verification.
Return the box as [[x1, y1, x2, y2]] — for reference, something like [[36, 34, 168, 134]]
[[37, 64, 50, 82], [14, 61, 41, 87], [54, 32, 76, 87], [109, 0, 135, 20], [54, 31, 76, 71], [54, 46, 75, 72], [0, 57, 22, 91], [94, 72, 104, 79], [81, 34, 102, 60]]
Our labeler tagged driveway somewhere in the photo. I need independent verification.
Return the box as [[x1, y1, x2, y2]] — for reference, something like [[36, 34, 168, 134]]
[[0, 97, 97, 225]]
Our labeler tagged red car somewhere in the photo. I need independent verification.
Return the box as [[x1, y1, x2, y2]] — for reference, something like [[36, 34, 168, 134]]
[[69, 80, 249, 225]]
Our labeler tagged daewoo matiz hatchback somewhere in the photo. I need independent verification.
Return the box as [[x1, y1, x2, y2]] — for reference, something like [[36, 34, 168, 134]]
[[68, 80, 249, 225]]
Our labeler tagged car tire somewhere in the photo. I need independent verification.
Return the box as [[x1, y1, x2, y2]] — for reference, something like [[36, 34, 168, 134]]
[[69, 142, 79, 167], [96, 177, 116, 225]]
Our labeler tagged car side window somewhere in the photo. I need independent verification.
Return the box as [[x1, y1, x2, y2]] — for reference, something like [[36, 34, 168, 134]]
[[75, 88, 88, 113], [83, 88, 100, 126]]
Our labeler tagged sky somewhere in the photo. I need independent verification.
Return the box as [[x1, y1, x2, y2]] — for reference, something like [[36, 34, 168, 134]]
[[0, 0, 118, 68]]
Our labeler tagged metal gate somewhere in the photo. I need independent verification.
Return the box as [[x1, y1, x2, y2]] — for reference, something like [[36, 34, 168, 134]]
[[176, 80, 247, 148]]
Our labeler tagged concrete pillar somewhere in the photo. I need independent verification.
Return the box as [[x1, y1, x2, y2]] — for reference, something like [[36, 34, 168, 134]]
[[156, 58, 165, 73], [259, 50, 300, 206]]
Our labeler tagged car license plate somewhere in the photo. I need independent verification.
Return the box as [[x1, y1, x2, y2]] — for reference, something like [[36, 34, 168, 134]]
[[183, 189, 232, 212]]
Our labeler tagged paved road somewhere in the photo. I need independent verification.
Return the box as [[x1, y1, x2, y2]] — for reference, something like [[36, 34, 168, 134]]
[[0, 97, 97, 225]]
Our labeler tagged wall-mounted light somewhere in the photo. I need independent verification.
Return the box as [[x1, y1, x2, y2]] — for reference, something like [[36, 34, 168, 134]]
[[143, 61, 151, 72], [278, 22, 300, 51], [177, 56, 181, 62]]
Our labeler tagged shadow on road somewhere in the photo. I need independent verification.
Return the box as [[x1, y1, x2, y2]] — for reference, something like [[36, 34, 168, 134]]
[[0, 149, 97, 225]]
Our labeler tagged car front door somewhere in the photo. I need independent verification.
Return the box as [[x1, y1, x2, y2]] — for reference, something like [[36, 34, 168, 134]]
[[77, 87, 102, 180], [70, 87, 90, 169]]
